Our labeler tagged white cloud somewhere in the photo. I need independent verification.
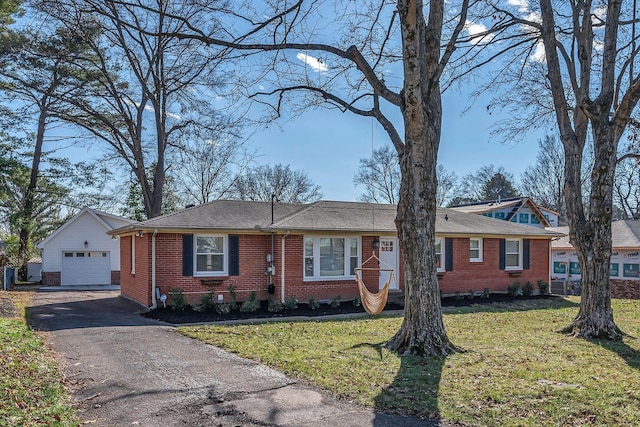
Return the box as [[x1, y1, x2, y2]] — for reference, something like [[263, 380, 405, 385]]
[[531, 40, 546, 63], [524, 11, 542, 24], [593, 6, 607, 21], [296, 52, 328, 73], [508, 0, 529, 12], [464, 21, 493, 45]]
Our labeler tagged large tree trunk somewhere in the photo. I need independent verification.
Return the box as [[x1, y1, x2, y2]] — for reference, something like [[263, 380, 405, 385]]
[[560, 121, 624, 340], [385, 0, 457, 356]]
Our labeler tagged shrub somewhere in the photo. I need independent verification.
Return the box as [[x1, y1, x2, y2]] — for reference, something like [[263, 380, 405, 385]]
[[330, 295, 341, 308], [352, 297, 361, 307], [284, 295, 298, 310], [169, 288, 186, 311], [507, 281, 522, 297], [467, 289, 475, 300], [481, 288, 491, 299], [214, 302, 232, 314], [199, 290, 217, 310], [454, 291, 463, 300], [240, 291, 261, 313], [537, 279, 550, 295], [308, 297, 320, 310], [228, 284, 238, 309], [522, 281, 535, 297], [268, 299, 284, 313]]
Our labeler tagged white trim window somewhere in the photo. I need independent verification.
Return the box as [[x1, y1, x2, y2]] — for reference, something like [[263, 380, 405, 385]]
[[435, 237, 444, 272], [505, 238, 522, 270], [304, 236, 360, 279], [195, 234, 227, 275], [469, 238, 483, 262]]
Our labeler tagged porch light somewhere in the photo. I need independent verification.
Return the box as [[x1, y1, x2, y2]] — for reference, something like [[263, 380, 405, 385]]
[[372, 238, 380, 250]]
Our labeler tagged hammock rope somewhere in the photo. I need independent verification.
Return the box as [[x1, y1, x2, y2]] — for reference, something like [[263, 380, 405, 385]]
[[355, 252, 396, 315]]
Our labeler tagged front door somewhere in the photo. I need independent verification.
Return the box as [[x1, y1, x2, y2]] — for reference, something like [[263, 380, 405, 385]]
[[378, 238, 399, 290]]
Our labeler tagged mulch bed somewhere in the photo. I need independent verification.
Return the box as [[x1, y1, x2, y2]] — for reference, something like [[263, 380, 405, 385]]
[[144, 294, 559, 324]]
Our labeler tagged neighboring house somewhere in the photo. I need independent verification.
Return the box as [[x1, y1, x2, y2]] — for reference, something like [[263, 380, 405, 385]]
[[27, 257, 42, 282], [550, 221, 640, 299], [38, 207, 135, 286], [451, 197, 559, 228], [108, 200, 563, 308]]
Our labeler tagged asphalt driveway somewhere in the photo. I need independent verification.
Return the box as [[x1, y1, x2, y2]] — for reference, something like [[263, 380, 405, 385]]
[[28, 291, 438, 427]]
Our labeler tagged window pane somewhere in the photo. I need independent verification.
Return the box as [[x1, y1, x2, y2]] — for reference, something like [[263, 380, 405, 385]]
[[305, 258, 314, 277], [506, 240, 519, 253], [64, 252, 73, 257], [470, 239, 479, 250], [320, 238, 345, 276], [76, 252, 85, 257], [506, 254, 519, 267], [470, 249, 480, 259], [197, 236, 223, 254], [435, 239, 441, 254], [197, 254, 223, 272], [305, 238, 313, 257], [350, 238, 358, 257]]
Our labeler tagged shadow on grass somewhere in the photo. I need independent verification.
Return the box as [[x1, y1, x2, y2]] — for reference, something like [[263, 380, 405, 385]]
[[350, 342, 447, 426], [595, 338, 640, 370], [441, 295, 579, 315]]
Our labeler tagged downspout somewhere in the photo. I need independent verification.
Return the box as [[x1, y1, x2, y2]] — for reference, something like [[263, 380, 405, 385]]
[[150, 229, 158, 310], [280, 231, 290, 304]]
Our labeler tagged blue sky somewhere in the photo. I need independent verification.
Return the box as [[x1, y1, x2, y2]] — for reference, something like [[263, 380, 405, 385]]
[[248, 89, 547, 202]]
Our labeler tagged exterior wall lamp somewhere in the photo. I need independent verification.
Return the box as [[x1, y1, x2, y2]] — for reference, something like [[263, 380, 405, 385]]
[[372, 238, 380, 250]]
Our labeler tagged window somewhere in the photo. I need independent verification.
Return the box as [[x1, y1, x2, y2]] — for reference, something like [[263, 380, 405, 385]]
[[469, 238, 483, 262], [435, 238, 444, 271], [304, 236, 360, 279], [519, 213, 529, 223], [505, 239, 521, 270], [64, 252, 73, 257], [531, 215, 540, 224], [195, 235, 227, 275], [483, 213, 493, 218], [494, 212, 505, 220]]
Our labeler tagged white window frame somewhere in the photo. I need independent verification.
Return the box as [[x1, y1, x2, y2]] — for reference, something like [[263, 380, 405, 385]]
[[304, 236, 360, 280], [194, 234, 228, 276], [469, 238, 483, 262], [505, 238, 522, 270], [435, 237, 445, 272]]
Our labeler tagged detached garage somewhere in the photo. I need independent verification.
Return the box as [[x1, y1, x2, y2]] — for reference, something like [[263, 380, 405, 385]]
[[38, 208, 134, 287]]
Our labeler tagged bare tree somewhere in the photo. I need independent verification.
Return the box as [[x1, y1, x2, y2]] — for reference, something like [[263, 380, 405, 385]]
[[613, 157, 640, 220], [468, 0, 640, 338], [152, 0, 473, 356], [230, 164, 321, 204], [354, 144, 457, 207], [38, 0, 233, 219], [452, 165, 519, 205], [354, 145, 401, 204]]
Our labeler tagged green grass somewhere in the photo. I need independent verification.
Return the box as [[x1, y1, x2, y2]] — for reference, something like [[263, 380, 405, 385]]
[[0, 291, 77, 426], [180, 297, 640, 426]]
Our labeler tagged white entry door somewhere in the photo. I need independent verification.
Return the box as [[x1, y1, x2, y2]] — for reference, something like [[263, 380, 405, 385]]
[[61, 251, 110, 286], [379, 238, 399, 290]]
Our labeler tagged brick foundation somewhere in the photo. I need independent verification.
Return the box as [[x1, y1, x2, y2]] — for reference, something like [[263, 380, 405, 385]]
[[42, 271, 61, 286], [610, 280, 640, 299]]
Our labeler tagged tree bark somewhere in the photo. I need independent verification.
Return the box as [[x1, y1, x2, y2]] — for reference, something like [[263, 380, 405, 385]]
[[385, 0, 458, 356]]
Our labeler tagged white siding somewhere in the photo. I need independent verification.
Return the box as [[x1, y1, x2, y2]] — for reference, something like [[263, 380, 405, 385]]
[[41, 211, 123, 272]]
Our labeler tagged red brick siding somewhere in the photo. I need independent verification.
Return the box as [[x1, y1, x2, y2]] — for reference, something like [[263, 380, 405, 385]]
[[121, 232, 551, 307], [438, 237, 550, 294], [120, 235, 152, 306]]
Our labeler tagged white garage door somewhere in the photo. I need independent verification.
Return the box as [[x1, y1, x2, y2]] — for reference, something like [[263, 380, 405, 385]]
[[61, 251, 111, 286]]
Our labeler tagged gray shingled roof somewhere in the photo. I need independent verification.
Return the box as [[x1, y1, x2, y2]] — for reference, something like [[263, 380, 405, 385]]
[[551, 220, 640, 249], [110, 200, 563, 238]]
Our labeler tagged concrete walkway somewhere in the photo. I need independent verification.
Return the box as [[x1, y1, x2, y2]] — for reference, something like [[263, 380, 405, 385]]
[[28, 291, 443, 427]]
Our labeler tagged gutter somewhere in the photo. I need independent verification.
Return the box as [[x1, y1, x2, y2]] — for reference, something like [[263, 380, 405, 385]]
[[281, 231, 291, 304], [150, 229, 158, 310]]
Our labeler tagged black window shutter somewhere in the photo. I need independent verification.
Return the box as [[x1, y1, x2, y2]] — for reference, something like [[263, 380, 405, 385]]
[[182, 234, 194, 276], [229, 235, 240, 276], [523, 239, 530, 270], [445, 238, 454, 271], [499, 238, 506, 270]]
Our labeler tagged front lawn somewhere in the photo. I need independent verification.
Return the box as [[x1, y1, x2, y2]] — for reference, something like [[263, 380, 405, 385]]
[[0, 291, 77, 426], [181, 297, 640, 426]]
